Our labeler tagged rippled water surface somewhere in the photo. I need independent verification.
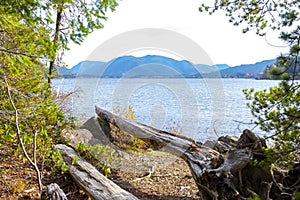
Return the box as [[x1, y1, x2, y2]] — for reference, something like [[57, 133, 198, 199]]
[[53, 78, 280, 141]]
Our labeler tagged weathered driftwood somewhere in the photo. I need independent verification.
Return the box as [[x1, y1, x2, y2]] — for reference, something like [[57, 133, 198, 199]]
[[41, 183, 68, 200], [55, 144, 139, 200], [95, 106, 286, 200]]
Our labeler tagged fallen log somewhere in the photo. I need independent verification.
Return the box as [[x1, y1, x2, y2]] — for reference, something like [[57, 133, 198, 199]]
[[55, 144, 139, 200], [41, 183, 67, 200], [95, 106, 285, 200]]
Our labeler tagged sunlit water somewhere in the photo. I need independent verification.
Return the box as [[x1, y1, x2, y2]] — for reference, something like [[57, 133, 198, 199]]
[[53, 78, 281, 142]]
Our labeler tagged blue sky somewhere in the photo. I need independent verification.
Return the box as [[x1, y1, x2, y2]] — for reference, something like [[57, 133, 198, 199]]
[[64, 0, 288, 68]]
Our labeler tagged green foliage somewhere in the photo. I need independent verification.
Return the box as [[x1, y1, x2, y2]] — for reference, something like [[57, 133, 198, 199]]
[[112, 106, 149, 152], [294, 192, 300, 200], [199, 0, 299, 36], [247, 195, 261, 200], [0, 0, 119, 194], [72, 155, 79, 165], [200, 0, 300, 169], [51, 151, 70, 172], [0, 13, 70, 165], [0, 61, 72, 171], [100, 161, 111, 177], [280, 72, 291, 80], [75, 143, 120, 176], [243, 81, 300, 167], [0, 0, 119, 80]]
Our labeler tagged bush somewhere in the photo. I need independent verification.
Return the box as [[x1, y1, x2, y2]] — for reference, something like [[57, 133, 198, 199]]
[[75, 143, 120, 176]]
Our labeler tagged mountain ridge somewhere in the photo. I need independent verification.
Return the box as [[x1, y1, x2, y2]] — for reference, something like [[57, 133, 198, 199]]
[[58, 55, 275, 78]]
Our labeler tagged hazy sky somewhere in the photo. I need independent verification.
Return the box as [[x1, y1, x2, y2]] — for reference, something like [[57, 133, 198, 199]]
[[64, 0, 288, 67]]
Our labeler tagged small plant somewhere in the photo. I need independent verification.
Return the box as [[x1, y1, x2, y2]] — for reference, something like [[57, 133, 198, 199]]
[[113, 105, 136, 121], [75, 143, 120, 177], [100, 161, 111, 177], [146, 148, 153, 153], [247, 195, 261, 200], [164, 121, 182, 135], [52, 150, 69, 172], [111, 106, 149, 152], [294, 192, 300, 200], [72, 156, 78, 165]]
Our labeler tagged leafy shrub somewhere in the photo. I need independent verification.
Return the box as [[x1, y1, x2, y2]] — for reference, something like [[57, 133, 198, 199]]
[[75, 143, 120, 176]]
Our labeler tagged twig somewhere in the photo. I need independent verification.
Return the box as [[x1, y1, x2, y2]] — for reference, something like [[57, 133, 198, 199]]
[[212, 120, 219, 138], [4, 76, 43, 193], [131, 166, 155, 182]]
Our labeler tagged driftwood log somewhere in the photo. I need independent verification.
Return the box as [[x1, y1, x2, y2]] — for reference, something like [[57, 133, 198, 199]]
[[55, 144, 139, 200], [41, 183, 68, 200], [95, 106, 290, 200]]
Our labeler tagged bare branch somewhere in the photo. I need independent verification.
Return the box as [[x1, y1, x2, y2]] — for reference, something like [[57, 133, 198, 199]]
[[3, 75, 43, 193], [0, 47, 35, 58]]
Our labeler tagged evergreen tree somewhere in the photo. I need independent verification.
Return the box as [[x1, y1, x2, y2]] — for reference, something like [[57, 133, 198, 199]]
[[0, 0, 118, 194], [200, 0, 299, 167]]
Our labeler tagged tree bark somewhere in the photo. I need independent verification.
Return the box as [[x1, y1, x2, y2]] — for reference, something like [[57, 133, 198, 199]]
[[41, 183, 67, 200], [48, 8, 63, 84], [55, 144, 139, 200]]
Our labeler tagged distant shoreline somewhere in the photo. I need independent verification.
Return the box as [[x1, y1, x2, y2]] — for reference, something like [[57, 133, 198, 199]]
[[55, 76, 287, 80]]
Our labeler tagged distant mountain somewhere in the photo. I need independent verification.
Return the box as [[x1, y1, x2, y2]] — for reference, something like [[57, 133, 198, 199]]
[[103, 55, 201, 78], [194, 63, 230, 74], [58, 55, 274, 79], [58, 55, 230, 78], [59, 61, 106, 78], [219, 59, 276, 78]]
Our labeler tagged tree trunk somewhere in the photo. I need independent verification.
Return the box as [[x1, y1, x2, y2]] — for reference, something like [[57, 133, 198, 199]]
[[95, 106, 283, 200], [55, 144, 139, 200], [48, 8, 63, 84]]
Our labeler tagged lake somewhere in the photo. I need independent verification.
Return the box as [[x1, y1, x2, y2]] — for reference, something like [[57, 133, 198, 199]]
[[53, 78, 281, 142]]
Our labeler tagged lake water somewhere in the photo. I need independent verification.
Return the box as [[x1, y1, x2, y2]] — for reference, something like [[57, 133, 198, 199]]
[[53, 78, 281, 142]]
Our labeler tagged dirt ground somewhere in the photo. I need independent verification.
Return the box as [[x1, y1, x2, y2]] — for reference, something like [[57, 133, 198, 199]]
[[0, 145, 200, 200], [0, 145, 88, 200], [110, 151, 200, 200]]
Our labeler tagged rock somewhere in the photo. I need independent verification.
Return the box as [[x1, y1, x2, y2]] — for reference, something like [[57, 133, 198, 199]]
[[81, 115, 112, 145], [61, 116, 113, 148], [61, 128, 103, 147]]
